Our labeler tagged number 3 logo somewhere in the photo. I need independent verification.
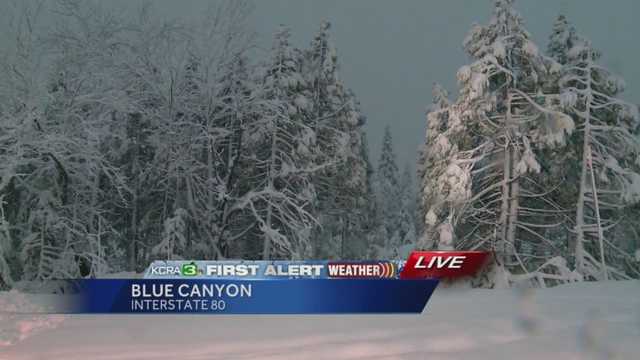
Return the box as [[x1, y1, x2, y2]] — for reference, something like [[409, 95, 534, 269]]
[[181, 262, 198, 276]]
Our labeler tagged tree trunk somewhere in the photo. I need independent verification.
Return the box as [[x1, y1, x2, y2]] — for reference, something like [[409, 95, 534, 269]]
[[262, 125, 279, 260], [506, 146, 520, 263], [0, 202, 14, 287], [498, 144, 511, 266], [574, 124, 590, 274], [587, 148, 607, 280], [129, 144, 140, 271], [206, 128, 217, 257], [262, 202, 273, 260], [129, 190, 138, 271], [574, 58, 607, 279]]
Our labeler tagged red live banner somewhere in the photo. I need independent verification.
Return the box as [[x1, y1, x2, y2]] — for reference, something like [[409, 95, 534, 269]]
[[399, 251, 491, 279]]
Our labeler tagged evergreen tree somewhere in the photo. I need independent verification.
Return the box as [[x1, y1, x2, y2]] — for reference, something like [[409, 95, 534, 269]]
[[358, 132, 380, 259], [374, 126, 401, 255], [0, 3, 136, 280], [424, 0, 575, 286], [418, 83, 465, 250], [558, 26, 640, 279], [398, 164, 418, 251], [240, 26, 319, 260], [547, 15, 581, 66], [206, 54, 257, 259], [303, 21, 370, 259]]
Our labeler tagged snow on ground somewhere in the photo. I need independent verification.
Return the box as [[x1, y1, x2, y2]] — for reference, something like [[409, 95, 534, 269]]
[[0, 290, 65, 349], [0, 280, 638, 360]]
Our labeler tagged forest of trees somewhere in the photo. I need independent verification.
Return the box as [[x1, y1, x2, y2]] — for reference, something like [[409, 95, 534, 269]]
[[419, 0, 640, 287], [0, 0, 416, 287], [1, 0, 639, 289]]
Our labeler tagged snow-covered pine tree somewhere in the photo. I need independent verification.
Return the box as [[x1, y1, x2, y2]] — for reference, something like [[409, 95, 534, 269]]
[[108, 1, 255, 264], [168, 51, 253, 262], [547, 15, 581, 66], [545, 15, 598, 275], [303, 20, 343, 258], [38, 65, 124, 279], [397, 163, 418, 256], [558, 26, 640, 280], [0, 1, 49, 282], [374, 126, 402, 256], [176, 1, 256, 260], [237, 26, 319, 260], [359, 132, 380, 258], [427, 0, 576, 286], [0, 1, 132, 280], [302, 21, 369, 259], [334, 94, 371, 259], [204, 54, 257, 259], [522, 14, 589, 266], [418, 83, 469, 250], [108, 8, 178, 270]]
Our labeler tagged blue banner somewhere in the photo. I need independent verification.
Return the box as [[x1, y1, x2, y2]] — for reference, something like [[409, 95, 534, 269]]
[[67, 278, 438, 314]]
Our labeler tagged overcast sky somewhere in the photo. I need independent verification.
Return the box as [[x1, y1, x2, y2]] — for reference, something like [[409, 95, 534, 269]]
[[5, 0, 640, 169], [246, 0, 640, 169]]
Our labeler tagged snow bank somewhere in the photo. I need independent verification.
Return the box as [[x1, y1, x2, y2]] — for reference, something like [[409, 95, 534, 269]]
[[0, 272, 141, 348], [0, 290, 65, 348]]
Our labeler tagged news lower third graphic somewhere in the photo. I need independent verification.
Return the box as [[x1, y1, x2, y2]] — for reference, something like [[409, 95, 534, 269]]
[[52, 251, 490, 314]]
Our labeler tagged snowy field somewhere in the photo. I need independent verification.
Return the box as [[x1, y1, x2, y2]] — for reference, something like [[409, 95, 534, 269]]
[[1, 281, 639, 360]]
